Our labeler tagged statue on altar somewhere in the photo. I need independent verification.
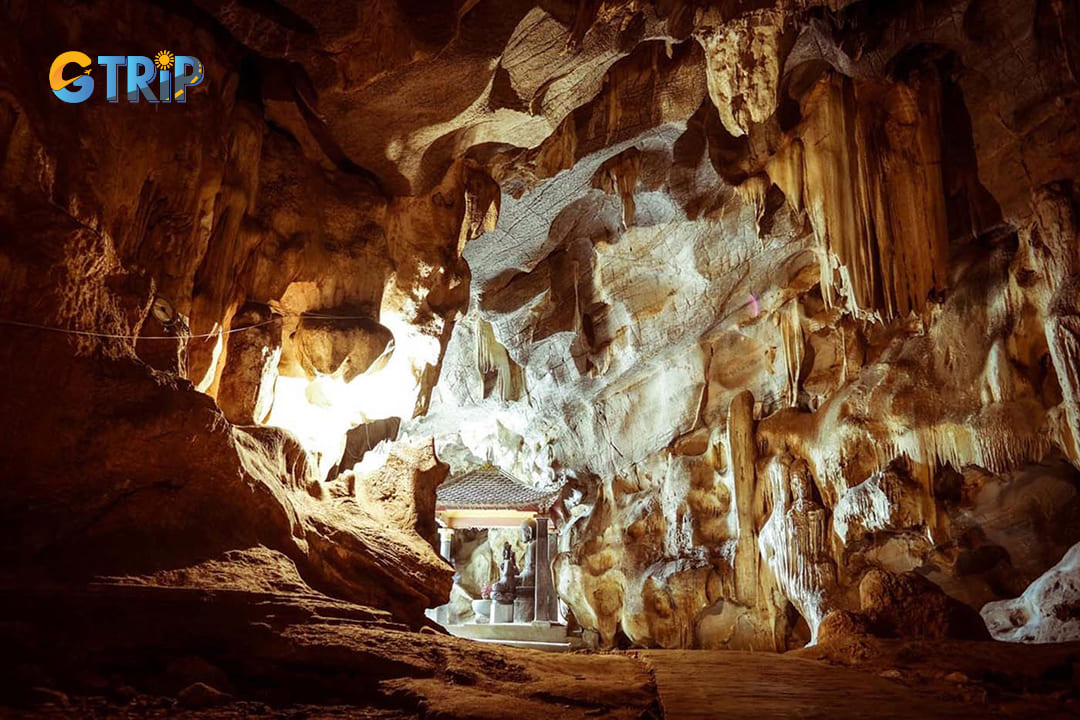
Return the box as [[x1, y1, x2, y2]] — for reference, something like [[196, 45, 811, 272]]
[[491, 542, 518, 604], [518, 519, 537, 588]]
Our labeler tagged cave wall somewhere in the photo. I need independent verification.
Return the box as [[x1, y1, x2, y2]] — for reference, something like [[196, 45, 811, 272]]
[[0, 0, 480, 624], [409, 0, 1080, 649]]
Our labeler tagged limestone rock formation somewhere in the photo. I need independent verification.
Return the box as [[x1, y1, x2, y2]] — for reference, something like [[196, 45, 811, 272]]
[[402, 0, 1080, 651], [819, 569, 990, 643], [216, 303, 282, 424], [982, 541, 1080, 643], [340, 439, 448, 552], [289, 312, 395, 382]]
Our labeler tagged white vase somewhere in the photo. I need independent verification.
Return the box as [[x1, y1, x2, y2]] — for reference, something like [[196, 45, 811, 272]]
[[471, 598, 491, 622]]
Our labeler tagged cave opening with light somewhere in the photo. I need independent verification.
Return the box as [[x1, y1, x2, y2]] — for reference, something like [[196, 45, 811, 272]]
[[2, 0, 1080, 717]]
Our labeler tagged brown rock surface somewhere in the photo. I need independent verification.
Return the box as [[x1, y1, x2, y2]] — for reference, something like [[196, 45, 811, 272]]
[[343, 439, 448, 552], [290, 313, 395, 382], [216, 303, 282, 424], [819, 569, 991, 643], [3, 572, 1078, 718], [0, 575, 659, 719]]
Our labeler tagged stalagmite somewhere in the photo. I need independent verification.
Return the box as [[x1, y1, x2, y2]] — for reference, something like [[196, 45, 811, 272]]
[[757, 455, 837, 642]]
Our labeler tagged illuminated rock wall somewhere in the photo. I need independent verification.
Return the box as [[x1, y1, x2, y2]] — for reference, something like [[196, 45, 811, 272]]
[[410, 0, 1080, 649]]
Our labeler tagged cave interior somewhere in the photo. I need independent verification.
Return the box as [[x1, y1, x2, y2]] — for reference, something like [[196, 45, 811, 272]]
[[2, 0, 1080, 717]]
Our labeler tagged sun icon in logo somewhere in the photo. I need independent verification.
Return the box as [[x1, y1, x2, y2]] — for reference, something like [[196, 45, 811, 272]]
[[153, 50, 174, 71]]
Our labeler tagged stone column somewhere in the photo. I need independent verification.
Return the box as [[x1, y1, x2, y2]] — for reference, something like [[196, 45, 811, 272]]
[[534, 517, 557, 622], [729, 390, 758, 606], [438, 527, 454, 562]]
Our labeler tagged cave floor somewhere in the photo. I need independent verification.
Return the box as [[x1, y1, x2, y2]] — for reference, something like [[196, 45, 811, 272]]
[[640, 649, 999, 719], [2, 581, 1078, 718], [12, 643, 1080, 719]]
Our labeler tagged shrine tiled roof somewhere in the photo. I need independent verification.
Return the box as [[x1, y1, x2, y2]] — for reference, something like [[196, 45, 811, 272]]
[[436, 464, 561, 511]]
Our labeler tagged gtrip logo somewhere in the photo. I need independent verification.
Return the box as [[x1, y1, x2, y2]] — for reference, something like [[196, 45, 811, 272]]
[[49, 50, 204, 104]]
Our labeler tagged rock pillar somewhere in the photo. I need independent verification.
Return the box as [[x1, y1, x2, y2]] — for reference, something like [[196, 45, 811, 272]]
[[729, 390, 758, 606], [438, 527, 454, 562], [534, 517, 557, 622]]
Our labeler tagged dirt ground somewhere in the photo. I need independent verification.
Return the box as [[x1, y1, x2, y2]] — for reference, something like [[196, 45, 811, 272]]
[[3, 582, 1078, 719]]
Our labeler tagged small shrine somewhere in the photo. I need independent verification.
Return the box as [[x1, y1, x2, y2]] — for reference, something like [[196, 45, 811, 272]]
[[430, 463, 578, 650]]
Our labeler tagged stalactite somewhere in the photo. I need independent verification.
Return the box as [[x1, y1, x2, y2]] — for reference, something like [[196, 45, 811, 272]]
[[892, 421, 1055, 478], [735, 174, 771, 241], [592, 148, 641, 228], [695, 7, 785, 138], [476, 316, 526, 402], [779, 299, 803, 407], [798, 74, 866, 314], [769, 71, 950, 321], [767, 138, 805, 217], [790, 396, 1057, 540], [856, 68, 950, 318], [456, 160, 500, 255]]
